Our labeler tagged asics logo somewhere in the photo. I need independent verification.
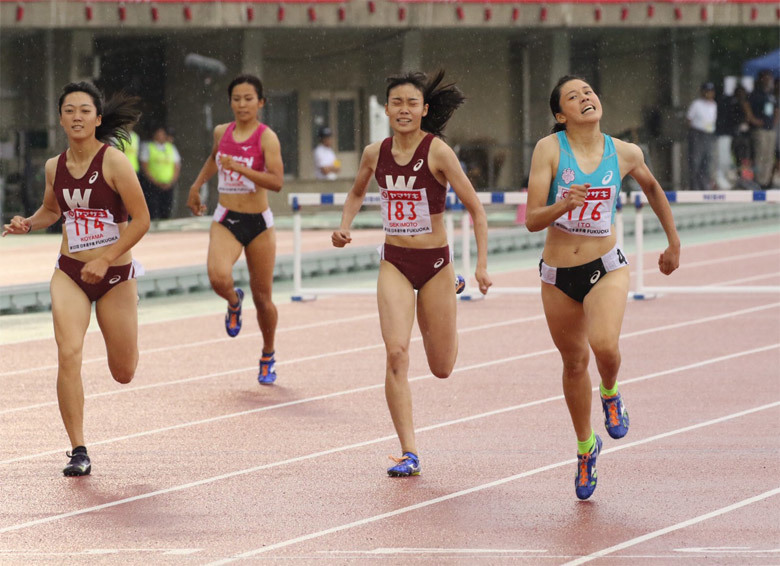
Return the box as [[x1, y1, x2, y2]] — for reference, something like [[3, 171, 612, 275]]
[[109, 275, 122, 284], [433, 258, 444, 268], [590, 270, 602, 284], [412, 159, 424, 172], [601, 171, 614, 185], [226, 219, 239, 224], [89, 171, 99, 184]]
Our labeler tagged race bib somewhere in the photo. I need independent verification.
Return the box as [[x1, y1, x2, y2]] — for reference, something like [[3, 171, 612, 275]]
[[553, 185, 615, 236], [380, 188, 432, 235], [64, 208, 120, 252], [217, 151, 257, 194]]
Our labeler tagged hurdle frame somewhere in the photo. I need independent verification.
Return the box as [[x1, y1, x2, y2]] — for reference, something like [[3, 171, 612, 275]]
[[288, 189, 780, 301]]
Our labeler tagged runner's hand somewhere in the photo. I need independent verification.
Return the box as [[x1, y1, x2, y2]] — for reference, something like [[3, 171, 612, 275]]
[[475, 267, 492, 295], [187, 187, 207, 216], [563, 183, 589, 211], [658, 244, 680, 275], [81, 256, 109, 284], [2, 216, 31, 236], [331, 230, 352, 248]]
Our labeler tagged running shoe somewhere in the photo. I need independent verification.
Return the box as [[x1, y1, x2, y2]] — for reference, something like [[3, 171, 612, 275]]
[[387, 452, 421, 477], [601, 391, 630, 439], [575, 434, 602, 500], [258, 352, 277, 384], [455, 274, 466, 295], [63, 446, 91, 477], [225, 288, 244, 338]]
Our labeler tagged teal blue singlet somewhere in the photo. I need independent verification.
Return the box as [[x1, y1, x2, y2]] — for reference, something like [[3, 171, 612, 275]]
[[547, 131, 621, 237]]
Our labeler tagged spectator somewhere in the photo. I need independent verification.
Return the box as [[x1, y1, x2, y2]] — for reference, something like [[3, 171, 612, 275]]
[[743, 70, 779, 188], [140, 126, 181, 219], [686, 82, 717, 190], [121, 124, 141, 177], [313, 127, 340, 180]]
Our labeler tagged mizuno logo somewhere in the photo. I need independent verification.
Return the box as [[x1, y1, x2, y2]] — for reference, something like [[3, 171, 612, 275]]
[[109, 275, 122, 284], [89, 171, 99, 184], [413, 159, 424, 172], [590, 270, 602, 284], [226, 219, 239, 224], [433, 258, 444, 268], [241, 146, 252, 152], [601, 171, 614, 185]]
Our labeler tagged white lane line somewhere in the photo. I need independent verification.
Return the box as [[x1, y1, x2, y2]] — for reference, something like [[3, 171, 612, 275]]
[[0, 314, 546, 416], [0, 317, 776, 467], [0, 353, 776, 536], [0, 312, 381, 378], [706, 272, 780, 286], [560, 487, 780, 566], [204, 401, 780, 565], [2, 302, 775, 416]]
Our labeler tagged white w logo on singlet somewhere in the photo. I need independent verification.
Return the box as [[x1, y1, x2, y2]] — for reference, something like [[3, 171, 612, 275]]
[[63, 188, 92, 209], [384, 175, 417, 190]]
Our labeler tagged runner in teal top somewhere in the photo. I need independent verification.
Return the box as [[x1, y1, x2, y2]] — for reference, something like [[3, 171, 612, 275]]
[[525, 75, 681, 500]]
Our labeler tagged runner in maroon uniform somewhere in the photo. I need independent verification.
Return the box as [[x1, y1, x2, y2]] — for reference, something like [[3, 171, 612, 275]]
[[332, 70, 492, 477], [2, 82, 149, 476]]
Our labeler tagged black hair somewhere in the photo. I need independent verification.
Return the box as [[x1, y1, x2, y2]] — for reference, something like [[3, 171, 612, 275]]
[[385, 69, 465, 139], [58, 82, 141, 149], [549, 75, 588, 133], [228, 74, 264, 100]]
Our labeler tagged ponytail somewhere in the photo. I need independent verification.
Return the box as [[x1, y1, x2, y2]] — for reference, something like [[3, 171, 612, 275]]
[[58, 82, 141, 149], [385, 69, 465, 139]]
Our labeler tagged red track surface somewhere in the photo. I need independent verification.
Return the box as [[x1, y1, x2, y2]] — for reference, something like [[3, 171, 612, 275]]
[[0, 234, 778, 565]]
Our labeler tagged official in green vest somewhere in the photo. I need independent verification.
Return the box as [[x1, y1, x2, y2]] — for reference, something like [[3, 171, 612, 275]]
[[122, 129, 141, 174], [140, 126, 181, 219]]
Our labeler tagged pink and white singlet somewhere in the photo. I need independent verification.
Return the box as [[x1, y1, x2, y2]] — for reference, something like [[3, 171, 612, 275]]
[[216, 122, 268, 194]]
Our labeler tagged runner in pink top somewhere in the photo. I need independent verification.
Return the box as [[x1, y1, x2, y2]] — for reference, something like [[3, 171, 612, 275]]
[[332, 70, 493, 477], [187, 74, 284, 385], [2, 82, 149, 477]]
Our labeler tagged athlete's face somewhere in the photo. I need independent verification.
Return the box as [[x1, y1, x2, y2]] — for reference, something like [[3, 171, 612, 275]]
[[385, 84, 428, 134], [230, 82, 264, 122], [556, 80, 602, 129], [59, 92, 102, 141]]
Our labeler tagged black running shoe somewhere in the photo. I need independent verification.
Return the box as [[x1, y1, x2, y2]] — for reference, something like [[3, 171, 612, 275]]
[[63, 446, 91, 476]]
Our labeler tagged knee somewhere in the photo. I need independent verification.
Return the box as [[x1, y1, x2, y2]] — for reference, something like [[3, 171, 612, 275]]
[[386, 346, 409, 378], [251, 290, 274, 312], [561, 350, 590, 377], [590, 338, 620, 365], [208, 269, 233, 294], [57, 344, 83, 370], [108, 356, 137, 385], [431, 364, 453, 380]]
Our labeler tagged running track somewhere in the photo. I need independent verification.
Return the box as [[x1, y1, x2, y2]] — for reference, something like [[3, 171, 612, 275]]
[[0, 233, 778, 565]]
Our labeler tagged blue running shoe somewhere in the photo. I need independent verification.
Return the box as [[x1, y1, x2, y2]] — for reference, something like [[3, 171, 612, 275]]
[[387, 452, 421, 477], [601, 391, 629, 439], [225, 288, 244, 338], [258, 352, 277, 384], [455, 274, 466, 295], [63, 446, 91, 477], [575, 435, 602, 500]]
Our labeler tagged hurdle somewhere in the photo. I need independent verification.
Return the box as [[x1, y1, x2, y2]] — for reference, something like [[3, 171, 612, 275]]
[[631, 189, 780, 298], [288, 189, 780, 302], [288, 191, 489, 300], [288, 190, 558, 301]]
